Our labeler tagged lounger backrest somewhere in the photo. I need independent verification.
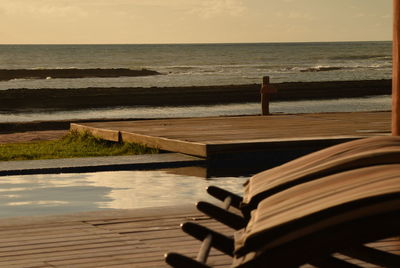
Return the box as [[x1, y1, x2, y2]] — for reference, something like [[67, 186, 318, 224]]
[[234, 164, 400, 264], [243, 136, 400, 208]]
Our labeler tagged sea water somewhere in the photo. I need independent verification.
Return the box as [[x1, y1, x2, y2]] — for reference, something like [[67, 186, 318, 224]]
[[0, 42, 391, 89], [0, 41, 392, 121]]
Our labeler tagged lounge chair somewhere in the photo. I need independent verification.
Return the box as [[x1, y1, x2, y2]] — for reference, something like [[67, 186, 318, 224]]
[[165, 164, 400, 267], [199, 136, 400, 230]]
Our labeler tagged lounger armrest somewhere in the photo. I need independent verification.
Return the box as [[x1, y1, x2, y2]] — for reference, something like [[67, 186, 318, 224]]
[[207, 186, 243, 209], [181, 222, 234, 256], [196, 201, 247, 230], [165, 252, 211, 268]]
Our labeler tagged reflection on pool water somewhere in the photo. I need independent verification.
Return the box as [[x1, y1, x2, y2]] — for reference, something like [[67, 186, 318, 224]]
[[0, 169, 249, 218]]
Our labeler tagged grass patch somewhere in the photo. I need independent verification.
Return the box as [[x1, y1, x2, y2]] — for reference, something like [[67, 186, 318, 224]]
[[0, 130, 158, 161]]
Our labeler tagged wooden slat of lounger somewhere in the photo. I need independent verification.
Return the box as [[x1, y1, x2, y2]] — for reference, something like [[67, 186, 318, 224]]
[[246, 147, 400, 207], [243, 136, 400, 206], [333, 238, 400, 267], [236, 164, 400, 253], [368, 237, 400, 252]]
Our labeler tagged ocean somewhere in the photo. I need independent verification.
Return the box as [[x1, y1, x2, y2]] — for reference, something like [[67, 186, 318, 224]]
[[0, 41, 393, 122]]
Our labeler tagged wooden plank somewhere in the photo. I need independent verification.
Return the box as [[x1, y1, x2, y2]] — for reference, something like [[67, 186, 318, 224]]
[[86, 213, 206, 225], [0, 232, 137, 249], [121, 131, 207, 157], [0, 222, 98, 237]]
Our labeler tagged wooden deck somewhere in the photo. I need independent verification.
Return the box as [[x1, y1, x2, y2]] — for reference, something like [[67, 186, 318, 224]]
[[71, 111, 391, 158], [0, 207, 232, 268], [0, 207, 398, 268]]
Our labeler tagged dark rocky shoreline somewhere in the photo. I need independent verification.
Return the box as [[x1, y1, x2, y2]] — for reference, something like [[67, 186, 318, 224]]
[[0, 79, 391, 111], [0, 68, 161, 81]]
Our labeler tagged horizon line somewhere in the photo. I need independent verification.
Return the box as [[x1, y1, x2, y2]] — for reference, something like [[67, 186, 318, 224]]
[[0, 40, 392, 46]]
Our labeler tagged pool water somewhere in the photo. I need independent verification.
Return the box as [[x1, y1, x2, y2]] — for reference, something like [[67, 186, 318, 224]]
[[0, 95, 391, 122], [0, 169, 249, 218]]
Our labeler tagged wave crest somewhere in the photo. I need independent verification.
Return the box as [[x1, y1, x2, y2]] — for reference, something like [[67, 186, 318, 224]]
[[329, 54, 390, 60], [300, 66, 345, 72]]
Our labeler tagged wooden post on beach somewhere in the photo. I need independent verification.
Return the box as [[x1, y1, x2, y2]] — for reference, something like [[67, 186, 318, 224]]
[[261, 76, 277, 115], [393, 0, 400, 135]]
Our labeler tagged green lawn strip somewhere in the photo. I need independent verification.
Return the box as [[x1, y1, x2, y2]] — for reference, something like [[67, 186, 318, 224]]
[[0, 130, 158, 161]]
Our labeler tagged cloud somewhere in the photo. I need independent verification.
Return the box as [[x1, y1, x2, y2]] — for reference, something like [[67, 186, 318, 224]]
[[0, 0, 392, 44], [276, 11, 315, 21], [1, 0, 88, 18], [356, 12, 391, 20], [190, 0, 247, 19]]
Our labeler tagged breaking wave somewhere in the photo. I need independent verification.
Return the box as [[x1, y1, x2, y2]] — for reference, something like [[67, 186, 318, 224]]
[[329, 55, 391, 60], [287, 63, 391, 73], [300, 66, 345, 72]]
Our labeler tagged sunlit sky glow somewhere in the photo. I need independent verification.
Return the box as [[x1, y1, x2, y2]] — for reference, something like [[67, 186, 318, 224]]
[[0, 0, 392, 44]]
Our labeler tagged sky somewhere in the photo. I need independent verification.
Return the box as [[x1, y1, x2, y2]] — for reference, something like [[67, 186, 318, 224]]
[[0, 0, 393, 44]]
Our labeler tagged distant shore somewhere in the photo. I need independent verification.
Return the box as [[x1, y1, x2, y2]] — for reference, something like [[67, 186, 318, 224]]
[[0, 68, 161, 81], [0, 79, 391, 111]]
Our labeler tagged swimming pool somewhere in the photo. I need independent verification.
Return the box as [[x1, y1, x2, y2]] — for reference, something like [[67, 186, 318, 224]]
[[0, 169, 248, 218]]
